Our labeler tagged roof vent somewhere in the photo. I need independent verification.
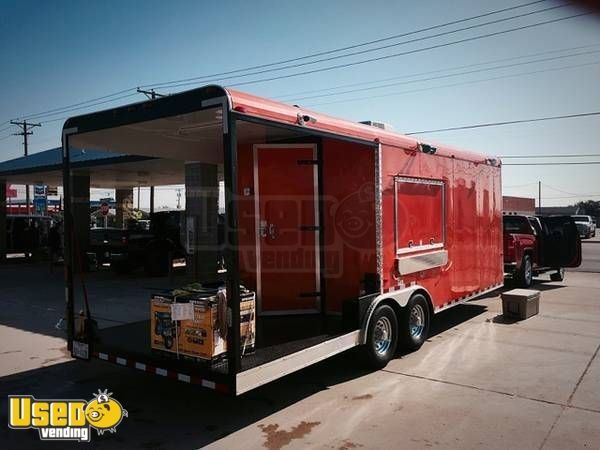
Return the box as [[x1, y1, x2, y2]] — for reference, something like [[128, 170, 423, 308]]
[[359, 120, 392, 130]]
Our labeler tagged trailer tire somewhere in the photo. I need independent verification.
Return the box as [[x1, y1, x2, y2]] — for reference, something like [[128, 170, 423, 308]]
[[363, 304, 398, 369], [399, 294, 430, 352], [550, 268, 565, 282], [517, 255, 533, 288]]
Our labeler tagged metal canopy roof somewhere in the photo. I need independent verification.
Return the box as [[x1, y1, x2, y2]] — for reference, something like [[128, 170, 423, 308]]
[[0, 147, 145, 175], [0, 147, 187, 188]]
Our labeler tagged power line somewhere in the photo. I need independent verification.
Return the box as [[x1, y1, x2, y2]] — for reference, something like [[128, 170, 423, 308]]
[[274, 43, 600, 100], [147, 2, 568, 89], [0, 5, 590, 128], [306, 59, 600, 107], [30, 92, 139, 123], [501, 153, 600, 158], [542, 183, 591, 196], [281, 48, 600, 103], [37, 46, 600, 125], [406, 111, 600, 135], [168, 11, 591, 90], [543, 194, 600, 199], [18, 88, 135, 122], [142, 0, 552, 89], [503, 182, 539, 188], [1, 1, 551, 125], [504, 161, 600, 165]]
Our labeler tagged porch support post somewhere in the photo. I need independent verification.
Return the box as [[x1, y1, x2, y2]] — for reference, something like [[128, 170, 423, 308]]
[[62, 132, 75, 350], [223, 111, 241, 385], [185, 163, 219, 281], [115, 188, 134, 229], [72, 173, 90, 259]]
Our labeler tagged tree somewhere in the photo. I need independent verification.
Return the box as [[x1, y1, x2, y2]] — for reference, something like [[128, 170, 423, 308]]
[[574, 200, 600, 218]]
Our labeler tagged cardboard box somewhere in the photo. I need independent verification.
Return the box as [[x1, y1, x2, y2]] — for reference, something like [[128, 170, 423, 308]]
[[149, 288, 256, 361], [501, 289, 540, 320], [178, 294, 256, 361], [150, 296, 184, 354]]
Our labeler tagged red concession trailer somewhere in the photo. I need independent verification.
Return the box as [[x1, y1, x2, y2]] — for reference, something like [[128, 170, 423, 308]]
[[62, 85, 503, 395]]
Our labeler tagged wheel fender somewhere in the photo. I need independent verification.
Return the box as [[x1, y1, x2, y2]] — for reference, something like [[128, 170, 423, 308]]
[[360, 285, 432, 344]]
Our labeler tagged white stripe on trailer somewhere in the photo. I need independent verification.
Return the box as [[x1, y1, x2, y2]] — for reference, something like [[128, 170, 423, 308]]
[[135, 362, 146, 371], [98, 353, 108, 361], [201, 380, 216, 389], [178, 373, 191, 383], [156, 368, 168, 377], [236, 330, 360, 395], [116, 357, 127, 366]]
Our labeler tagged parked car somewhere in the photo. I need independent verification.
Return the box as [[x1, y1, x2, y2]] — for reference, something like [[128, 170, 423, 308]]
[[571, 215, 596, 239], [6, 215, 54, 255], [503, 215, 581, 287], [89, 211, 224, 276]]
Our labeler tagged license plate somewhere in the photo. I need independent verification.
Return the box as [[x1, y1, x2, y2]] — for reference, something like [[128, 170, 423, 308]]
[[72, 341, 89, 360]]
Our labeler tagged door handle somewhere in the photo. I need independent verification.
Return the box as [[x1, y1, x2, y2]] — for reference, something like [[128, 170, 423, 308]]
[[259, 221, 278, 240], [267, 223, 277, 240]]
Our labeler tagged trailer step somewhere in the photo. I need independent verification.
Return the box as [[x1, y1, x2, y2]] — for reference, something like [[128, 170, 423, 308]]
[[236, 330, 360, 395]]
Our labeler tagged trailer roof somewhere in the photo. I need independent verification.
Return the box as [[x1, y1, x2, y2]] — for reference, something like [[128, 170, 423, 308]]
[[62, 85, 497, 165]]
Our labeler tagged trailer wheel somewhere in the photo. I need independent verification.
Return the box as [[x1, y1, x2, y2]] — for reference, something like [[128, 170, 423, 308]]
[[517, 255, 533, 288], [550, 268, 565, 282], [363, 304, 398, 369], [399, 294, 430, 351]]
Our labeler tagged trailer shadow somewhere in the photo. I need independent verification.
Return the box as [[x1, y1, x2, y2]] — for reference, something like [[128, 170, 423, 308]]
[[0, 299, 502, 449], [0, 350, 375, 449]]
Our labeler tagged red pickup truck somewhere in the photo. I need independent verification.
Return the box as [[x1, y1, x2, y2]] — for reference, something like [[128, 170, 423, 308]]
[[503, 215, 581, 287]]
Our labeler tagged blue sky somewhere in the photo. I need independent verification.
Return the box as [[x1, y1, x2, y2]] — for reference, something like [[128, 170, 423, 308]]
[[1, 0, 599, 207]]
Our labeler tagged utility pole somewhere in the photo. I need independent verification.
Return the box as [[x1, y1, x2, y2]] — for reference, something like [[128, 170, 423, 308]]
[[136, 88, 165, 100], [11, 120, 41, 217], [538, 181, 542, 216]]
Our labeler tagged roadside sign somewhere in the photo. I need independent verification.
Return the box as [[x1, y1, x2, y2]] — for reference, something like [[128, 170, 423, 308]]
[[100, 202, 110, 216], [33, 184, 47, 215]]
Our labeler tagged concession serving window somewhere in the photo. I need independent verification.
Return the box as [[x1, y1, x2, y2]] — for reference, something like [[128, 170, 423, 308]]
[[394, 176, 445, 255]]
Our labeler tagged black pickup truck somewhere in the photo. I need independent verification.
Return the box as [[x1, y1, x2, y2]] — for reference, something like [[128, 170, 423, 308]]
[[90, 211, 225, 276], [90, 211, 186, 276]]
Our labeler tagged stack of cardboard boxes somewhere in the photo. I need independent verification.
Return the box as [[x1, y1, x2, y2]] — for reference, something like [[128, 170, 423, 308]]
[[150, 283, 255, 362]]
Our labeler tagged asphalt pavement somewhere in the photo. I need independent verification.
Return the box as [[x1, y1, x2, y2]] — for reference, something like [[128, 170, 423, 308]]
[[0, 258, 599, 449]]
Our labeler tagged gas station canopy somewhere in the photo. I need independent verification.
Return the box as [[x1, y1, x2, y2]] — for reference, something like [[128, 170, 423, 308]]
[[0, 147, 188, 188]]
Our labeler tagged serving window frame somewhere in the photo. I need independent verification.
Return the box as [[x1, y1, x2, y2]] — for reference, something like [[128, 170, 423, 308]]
[[394, 176, 446, 256]]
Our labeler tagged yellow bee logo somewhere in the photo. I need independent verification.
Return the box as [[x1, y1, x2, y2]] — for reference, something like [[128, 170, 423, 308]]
[[84, 390, 128, 435]]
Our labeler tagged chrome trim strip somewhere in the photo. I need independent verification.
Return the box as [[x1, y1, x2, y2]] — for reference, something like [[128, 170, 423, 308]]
[[396, 250, 448, 275], [375, 143, 383, 292]]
